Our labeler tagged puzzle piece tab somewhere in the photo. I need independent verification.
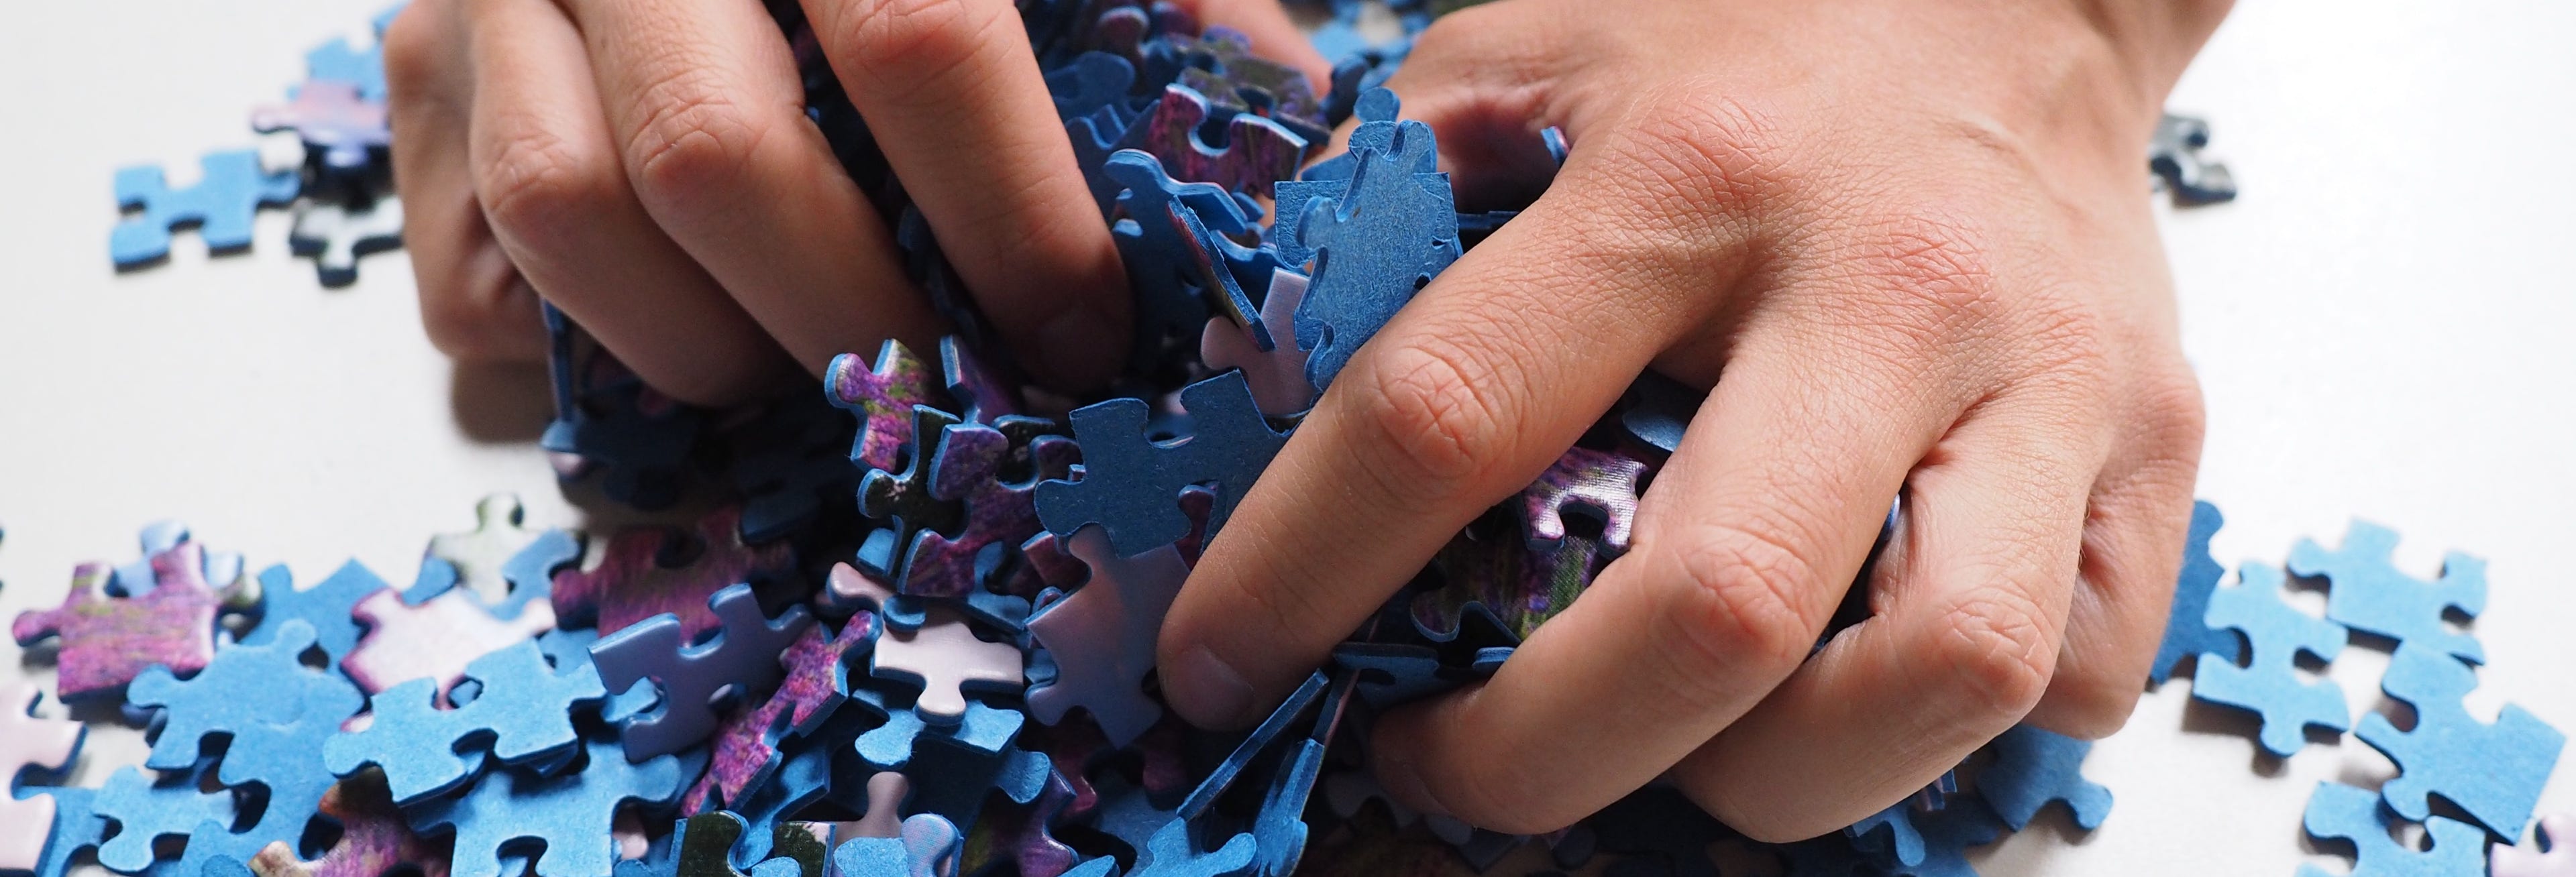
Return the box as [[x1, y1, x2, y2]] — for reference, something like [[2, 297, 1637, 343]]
[[13, 546, 222, 701], [2192, 563, 2350, 756], [2297, 782, 2483, 877], [1026, 524, 1190, 746], [2290, 520, 2487, 665], [110, 150, 300, 268], [1036, 369, 1289, 557], [2357, 644, 2563, 839], [2149, 501, 2231, 685], [409, 739, 686, 877], [129, 620, 364, 774], [326, 638, 606, 804], [1517, 447, 1647, 555], [590, 583, 815, 760], [1978, 724, 2112, 831], [0, 683, 85, 874], [551, 507, 796, 640], [343, 585, 556, 701]]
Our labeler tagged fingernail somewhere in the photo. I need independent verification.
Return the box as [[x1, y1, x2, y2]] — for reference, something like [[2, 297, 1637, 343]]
[[1038, 308, 1118, 388], [1377, 750, 1452, 819], [1167, 643, 1256, 727]]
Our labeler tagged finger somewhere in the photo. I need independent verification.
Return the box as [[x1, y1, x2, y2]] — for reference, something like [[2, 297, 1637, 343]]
[[565, 0, 945, 380], [1158, 121, 1753, 732], [1364, 308, 1956, 835], [803, 0, 1129, 388], [386, 0, 547, 363], [1668, 370, 2114, 841], [2020, 363, 2204, 736], [462, 0, 789, 405]]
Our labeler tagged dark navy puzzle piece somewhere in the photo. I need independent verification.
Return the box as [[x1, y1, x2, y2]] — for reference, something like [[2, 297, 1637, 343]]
[[590, 583, 815, 760], [2298, 782, 2484, 877], [1106, 150, 1273, 366], [1049, 51, 1140, 122], [2290, 520, 2487, 665], [2192, 562, 2350, 756], [288, 198, 405, 288], [2149, 501, 2231, 685], [2149, 113, 2236, 207], [726, 388, 861, 544], [1035, 370, 1288, 557], [1978, 723, 2112, 831], [110, 150, 300, 268], [859, 406, 969, 567], [324, 637, 605, 804], [2357, 644, 2563, 839], [1289, 90, 1460, 390]]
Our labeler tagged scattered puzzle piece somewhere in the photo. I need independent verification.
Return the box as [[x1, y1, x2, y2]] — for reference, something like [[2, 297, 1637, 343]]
[[252, 80, 388, 176], [2148, 113, 2236, 207], [869, 603, 1024, 725], [2297, 782, 2483, 877], [2150, 501, 2231, 686], [110, 150, 300, 268], [551, 507, 797, 640], [1517, 447, 1647, 555], [326, 638, 606, 804], [1026, 524, 1190, 746], [91, 765, 234, 874], [287, 198, 405, 287], [0, 683, 85, 874], [13, 546, 223, 701], [2192, 562, 2350, 756], [1036, 370, 1288, 557], [828, 814, 961, 877], [130, 620, 364, 773], [857, 407, 969, 567], [2357, 644, 2563, 839], [898, 422, 1062, 600], [1978, 724, 2112, 831], [591, 583, 815, 760], [1136, 83, 1307, 198], [1290, 89, 1460, 390], [246, 773, 452, 877], [824, 340, 947, 473], [239, 561, 386, 679], [342, 585, 556, 701], [685, 616, 875, 813], [2290, 520, 2487, 665], [409, 739, 686, 877], [1201, 268, 1317, 417]]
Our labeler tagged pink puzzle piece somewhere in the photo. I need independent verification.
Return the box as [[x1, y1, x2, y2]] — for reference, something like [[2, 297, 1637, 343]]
[[0, 682, 86, 872], [551, 507, 796, 640], [1201, 268, 1317, 417], [12, 544, 224, 701], [833, 564, 1024, 723], [1024, 526, 1190, 746], [342, 588, 555, 701], [684, 614, 878, 813], [2494, 813, 2576, 877], [248, 774, 451, 877]]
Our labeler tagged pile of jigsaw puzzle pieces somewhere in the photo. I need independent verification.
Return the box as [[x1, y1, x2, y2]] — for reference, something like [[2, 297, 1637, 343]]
[[109, 5, 402, 286]]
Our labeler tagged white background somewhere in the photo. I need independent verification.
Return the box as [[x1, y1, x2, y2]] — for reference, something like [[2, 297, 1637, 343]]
[[1, 1, 2569, 874]]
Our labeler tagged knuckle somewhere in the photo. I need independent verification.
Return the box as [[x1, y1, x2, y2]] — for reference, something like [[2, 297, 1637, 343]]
[[621, 72, 771, 206], [828, 0, 1011, 102], [1841, 214, 2006, 345], [2035, 673, 2141, 740], [1346, 341, 1513, 491], [476, 125, 621, 244], [420, 276, 533, 362], [1930, 593, 2057, 723], [1657, 523, 1825, 685], [1605, 93, 1784, 218]]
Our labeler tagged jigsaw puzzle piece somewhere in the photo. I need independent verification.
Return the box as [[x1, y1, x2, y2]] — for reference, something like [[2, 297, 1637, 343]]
[[2148, 113, 2236, 207], [109, 150, 301, 267], [342, 585, 556, 701], [2191, 562, 2350, 756], [1977, 724, 2112, 831], [1517, 447, 1648, 555], [2296, 782, 2483, 877], [725, 389, 862, 544], [858, 407, 970, 569], [1136, 83, 1307, 198], [2356, 644, 2564, 839], [0, 683, 85, 874], [327, 638, 606, 804], [305, 34, 388, 101], [239, 561, 385, 677], [2149, 501, 2231, 685], [551, 507, 798, 640], [409, 510, 576, 624], [1104, 150, 1271, 366], [591, 583, 816, 760], [91, 766, 235, 874], [1201, 268, 1317, 417], [2290, 520, 2487, 665], [252, 80, 389, 176], [19, 786, 100, 877], [825, 340, 948, 473], [1026, 524, 1190, 746], [828, 814, 961, 877], [898, 422, 1061, 600], [2490, 813, 2576, 877], [129, 620, 364, 773], [13, 547, 222, 701], [1290, 91, 1460, 390], [686, 616, 876, 813], [1036, 370, 1288, 557], [409, 739, 687, 877], [287, 198, 405, 287], [867, 597, 1024, 725], [106, 521, 241, 598], [244, 773, 452, 877]]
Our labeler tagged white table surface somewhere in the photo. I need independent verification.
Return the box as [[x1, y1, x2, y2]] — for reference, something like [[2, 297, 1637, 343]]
[[3, 1, 2570, 874]]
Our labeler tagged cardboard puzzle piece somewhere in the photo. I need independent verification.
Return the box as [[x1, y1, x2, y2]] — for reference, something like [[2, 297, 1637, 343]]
[[1026, 524, 1190, 746], [1202, 268, 1318, 417], [2290, 520, 2487, 665], [824, 339, 948, 473], [829, 814, 961, 877], [342, 585, 557, 701], [326, 638, 606, 805], [106, 521, 241, 598], [129, 620, 364, 774], [550, 506, 796, 640], [2491, 813, 2576, 877], [2357, 644, 2564, 839], [246, 772, 452, 877], [287, 197, 405, 287], [110, 150, 300, 267], [13, 547, 223, 701], [252, 80, 388, 175], [21, 786, 100, 877], [409, 495, 570, 622], [858, 407, 970, 567], [91, 765, 235, 874], [2148, 113, 2236, 207], [590, 583, 815, 760], [1289, 90, 1460, 390], [239, 561, 386, 679], [2192, 563, 2350, 756], [1411, 526, 1600, 644], [2150, 501, 2233, 685], [1036, 370, 1289, 557], [898, 422, 1064, 601], [1136, 83, 1308, 199], [409, 739, 686, 877], [685, 616, 875, 813], [2296, 782, 2483, 877], [1978, 724, 2113, 831], [869, 601, 1024, 726], [0, 682, 85, 874], [1517, 447, 1648, 556], [724, 390, 861, 544]]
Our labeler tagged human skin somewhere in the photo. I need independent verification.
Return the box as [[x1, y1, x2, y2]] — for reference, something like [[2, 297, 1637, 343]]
[[395, 0, 2223, 842]]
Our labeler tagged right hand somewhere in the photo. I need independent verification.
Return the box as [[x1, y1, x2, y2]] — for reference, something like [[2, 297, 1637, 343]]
[[385, 0, 1322, 404]]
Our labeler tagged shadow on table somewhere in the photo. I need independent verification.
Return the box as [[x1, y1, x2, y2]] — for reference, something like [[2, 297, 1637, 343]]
[[449, 360, 552, 444]]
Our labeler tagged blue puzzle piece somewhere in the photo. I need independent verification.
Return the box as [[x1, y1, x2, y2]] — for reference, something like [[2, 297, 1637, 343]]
[[2297, 782, 2483, 877], [27, 786, 101, 877], [1616, 371, 1699, 456], [1883, 800, 2006, 877], [857, 697, 1024, 772], [1034, 371, 1289, 557], [409, 527, 580, 623], [1330, 643, 1500, 711], [1105, 150, 1271, 366], [107, 521, 240, 598], [591, 583, 815, 760], [1290, 91, 1460, 390], [901, 744, 1051, 841], [109, 150, 300, 268], [1049, 52, 1138, 121], [324, 638, 605, 804], [1134, 820, 1256, 877], [305, 36, 386, 101], [1844, 801, 1925, 868], [2150, 501, 2231, 685], [2357, 644, 2564, 839], [727, 746, 834, 869], [408, 739, 686, 877], [1978, 723, 2113, 831], [128, 620, 364, 774], [830, 814, 961, 877], [2192, 562, 2350, 756], [2290, 520, 2487, 665], [535, 628, 659, 723], [91, 766, 233, 874], [239, 561, 385, 675], [187, 668, 357, 866]]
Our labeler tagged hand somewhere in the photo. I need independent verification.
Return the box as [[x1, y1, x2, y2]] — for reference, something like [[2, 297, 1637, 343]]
[[1158, 0, 2221, 839], [383, 0, 1321, 404]]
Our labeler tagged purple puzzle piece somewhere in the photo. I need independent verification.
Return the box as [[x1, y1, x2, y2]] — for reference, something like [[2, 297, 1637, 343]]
[[252, 80, 389, 175], [901, 424, 1067, 599], [551, 506, 798, 640], [684, 613, 879, 813], [1410, 527, 1603, 643], [1026, 524, 1191, 746], [1518, 447, 1648, 557], [12, 544, 223, 701], [1138, 83, 1307, 198], [826, 339, 947, 472], [967, 764, 1081, 877]]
